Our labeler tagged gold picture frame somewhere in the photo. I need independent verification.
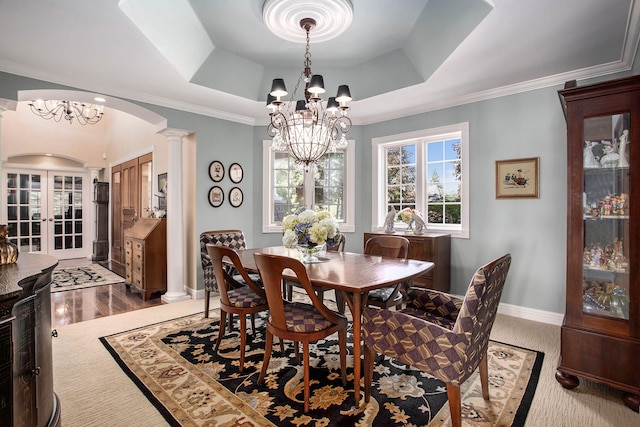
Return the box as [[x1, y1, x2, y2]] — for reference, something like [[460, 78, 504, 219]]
[[495, 157, 539, 199]]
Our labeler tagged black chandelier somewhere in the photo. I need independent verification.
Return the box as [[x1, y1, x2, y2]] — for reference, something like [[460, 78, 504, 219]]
[[267, 18, 352, 169], [28, 99, 105, 125]]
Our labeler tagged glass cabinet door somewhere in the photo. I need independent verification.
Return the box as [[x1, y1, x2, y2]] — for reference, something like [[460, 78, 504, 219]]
[[582, 113, 631, 320]]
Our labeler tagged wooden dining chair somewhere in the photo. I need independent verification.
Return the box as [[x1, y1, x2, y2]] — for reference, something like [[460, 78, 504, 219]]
[[254, 252, 348, 413], [284, 233, 346, 307], [362, 254, 512, 427], [363, 235, 410, 310], [206, 244, 269, 372]]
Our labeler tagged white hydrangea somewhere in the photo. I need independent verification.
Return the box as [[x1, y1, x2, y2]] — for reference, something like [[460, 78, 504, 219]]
[[282, 229, 298, 248], [319, 218, 337, 238], [282, 214, 299, 231], [297, 209, 318, 225], [309, 223, 329, 244]]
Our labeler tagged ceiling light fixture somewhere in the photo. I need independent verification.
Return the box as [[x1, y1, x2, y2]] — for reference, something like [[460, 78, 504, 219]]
[[28, 99, 105, 125], [267, 17, 352, 169]]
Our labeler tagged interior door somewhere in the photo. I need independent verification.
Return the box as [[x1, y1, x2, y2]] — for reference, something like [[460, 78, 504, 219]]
[[4, 169, 90, 259], [110, 153, 152, 271]]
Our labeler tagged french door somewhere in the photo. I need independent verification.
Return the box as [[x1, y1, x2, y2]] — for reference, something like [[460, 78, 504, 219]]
[[4, 168, 90, 259]]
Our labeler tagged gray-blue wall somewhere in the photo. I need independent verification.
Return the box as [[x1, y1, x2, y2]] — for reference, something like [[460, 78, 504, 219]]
[[1, 68, 635, 315]]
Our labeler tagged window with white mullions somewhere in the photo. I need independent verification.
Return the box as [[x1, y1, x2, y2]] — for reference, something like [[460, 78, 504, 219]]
[[372, 122, 469, 239]]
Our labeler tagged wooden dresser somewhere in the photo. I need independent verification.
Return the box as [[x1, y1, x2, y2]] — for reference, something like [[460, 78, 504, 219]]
[[124, 218, 167, 300], [364, 232, 451, 292]]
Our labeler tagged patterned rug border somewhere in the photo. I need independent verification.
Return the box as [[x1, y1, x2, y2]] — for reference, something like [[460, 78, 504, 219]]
[[100, 313, 544, 427], [52, 264, 125, 292]]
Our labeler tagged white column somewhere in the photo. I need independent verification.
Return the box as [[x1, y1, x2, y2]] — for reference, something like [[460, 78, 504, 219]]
[[161, 129, 191, 303]]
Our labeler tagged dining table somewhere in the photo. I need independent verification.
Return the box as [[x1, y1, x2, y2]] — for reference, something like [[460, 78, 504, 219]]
[[235, 245, 435, 408]]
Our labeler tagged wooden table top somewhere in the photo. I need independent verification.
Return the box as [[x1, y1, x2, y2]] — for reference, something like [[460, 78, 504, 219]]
[[236, 246, 434, 293]]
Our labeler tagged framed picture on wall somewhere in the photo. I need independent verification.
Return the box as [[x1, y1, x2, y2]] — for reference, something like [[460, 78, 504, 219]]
[[229, 187, 243, 207], [208, 186, 224, 207], [209, 161, 224, 182], [229, 163, 243, 183], [157, 173, 167, 210], [495, 157, 539, 199]]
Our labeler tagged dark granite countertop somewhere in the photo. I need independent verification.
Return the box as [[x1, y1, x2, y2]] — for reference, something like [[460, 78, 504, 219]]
[[0, 253, 59, 302]]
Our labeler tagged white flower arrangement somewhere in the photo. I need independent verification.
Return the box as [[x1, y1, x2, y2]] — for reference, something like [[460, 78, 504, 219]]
[[282, 208, 340, 249]]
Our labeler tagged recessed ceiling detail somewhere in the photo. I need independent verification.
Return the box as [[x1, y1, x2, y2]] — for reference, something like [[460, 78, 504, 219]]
[[262, 0, 353, 43]]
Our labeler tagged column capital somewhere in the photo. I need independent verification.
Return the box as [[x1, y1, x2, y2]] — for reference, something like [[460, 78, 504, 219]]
[[161, 128, 191, 141]]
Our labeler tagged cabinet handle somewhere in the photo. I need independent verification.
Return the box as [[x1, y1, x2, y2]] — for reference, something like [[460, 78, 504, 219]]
[[51, 329, 58, 338], [32, 367, 41, 376]]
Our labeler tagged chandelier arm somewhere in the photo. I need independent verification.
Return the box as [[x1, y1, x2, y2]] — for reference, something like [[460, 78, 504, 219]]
[[28, 99, 104, 125]]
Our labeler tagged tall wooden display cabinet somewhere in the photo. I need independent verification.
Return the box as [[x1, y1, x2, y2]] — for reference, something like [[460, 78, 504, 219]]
[[556, 75, 639, 411]]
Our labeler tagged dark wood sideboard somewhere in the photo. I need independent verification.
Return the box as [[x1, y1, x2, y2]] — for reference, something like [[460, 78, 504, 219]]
[[364, 232, 451, 292], [0, 253, 61, 427]]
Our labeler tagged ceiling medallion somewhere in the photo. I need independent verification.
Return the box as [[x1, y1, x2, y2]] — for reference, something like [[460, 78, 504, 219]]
[[262, 0, 353, 43]]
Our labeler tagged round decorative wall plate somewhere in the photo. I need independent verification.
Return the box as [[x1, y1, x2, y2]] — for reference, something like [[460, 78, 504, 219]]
[[229, 187, 243, 207]]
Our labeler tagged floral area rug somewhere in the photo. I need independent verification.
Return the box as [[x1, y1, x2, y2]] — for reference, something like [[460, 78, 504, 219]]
[[51, 264, 125, 292], [100, 311, 543, 427]]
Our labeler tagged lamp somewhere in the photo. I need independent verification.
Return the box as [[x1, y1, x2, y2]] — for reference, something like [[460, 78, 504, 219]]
[[28, 99, 104, 125], [267, 18, 352, 169]]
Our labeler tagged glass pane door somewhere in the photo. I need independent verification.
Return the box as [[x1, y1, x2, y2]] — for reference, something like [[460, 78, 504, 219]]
[[48, 173, 87, 258], [582, 113, 631, 320], [3, 168, 90, 259], [5, 171, 44, 253]]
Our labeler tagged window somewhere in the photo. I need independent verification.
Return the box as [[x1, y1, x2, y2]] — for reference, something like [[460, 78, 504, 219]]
[[263, 140, 355, 233], [372, 123, 469, 238]]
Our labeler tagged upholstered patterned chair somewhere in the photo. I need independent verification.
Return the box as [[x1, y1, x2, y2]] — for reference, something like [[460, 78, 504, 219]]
[[254, 252, 348, 413], [200, 230, 259, 318], [206, 244, 269, 372], [362, 254, 512, 427]]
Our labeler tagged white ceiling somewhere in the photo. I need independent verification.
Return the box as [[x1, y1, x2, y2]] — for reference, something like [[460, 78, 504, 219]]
[[0, 0, 638, 126]]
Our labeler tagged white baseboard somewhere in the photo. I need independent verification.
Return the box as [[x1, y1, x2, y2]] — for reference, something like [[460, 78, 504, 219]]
[[188, 288, 565, 326], [498, 302, 564, 326]]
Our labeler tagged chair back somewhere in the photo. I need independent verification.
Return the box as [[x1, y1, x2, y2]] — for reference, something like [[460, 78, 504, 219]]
[[364, 235, 409, 259], [200, 230, 247, 290], [254, 253, 344, 331], [453, 253, 511, 378], [327, 233, 346, 252], [206, 244, 265, 306]]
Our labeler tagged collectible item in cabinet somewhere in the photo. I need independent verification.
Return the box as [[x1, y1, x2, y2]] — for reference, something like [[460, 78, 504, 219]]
[[124, 218, 167, 300], [557, 75, 639, 411]]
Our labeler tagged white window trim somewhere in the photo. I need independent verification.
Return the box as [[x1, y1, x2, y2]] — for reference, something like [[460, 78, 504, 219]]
[[371, 123, 469, 239], [262, 139, 355, 233]]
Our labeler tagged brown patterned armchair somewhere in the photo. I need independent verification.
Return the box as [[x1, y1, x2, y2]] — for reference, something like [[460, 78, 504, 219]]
[[362, 254, 512, 427], [200, 230, 259, 318]]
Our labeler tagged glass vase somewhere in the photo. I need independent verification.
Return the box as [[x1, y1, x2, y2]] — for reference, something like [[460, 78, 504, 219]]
[[297, 242, 326, 263]]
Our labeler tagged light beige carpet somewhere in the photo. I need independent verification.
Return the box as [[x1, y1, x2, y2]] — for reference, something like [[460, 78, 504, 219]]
[[52, 296, 639, 426]]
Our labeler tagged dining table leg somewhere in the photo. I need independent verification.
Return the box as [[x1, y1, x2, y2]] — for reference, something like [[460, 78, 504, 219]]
[[344, 290, 363, 409]]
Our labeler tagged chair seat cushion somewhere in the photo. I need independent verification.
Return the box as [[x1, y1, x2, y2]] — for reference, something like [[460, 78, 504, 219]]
[[227, 286, 266, 308], [232, 273, 262, 285], [400, 307, 456, 330], [368, 287, 403, 302], [284, 302, 334, 332]]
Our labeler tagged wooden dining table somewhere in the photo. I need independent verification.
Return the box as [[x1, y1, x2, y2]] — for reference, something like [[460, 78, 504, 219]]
[[236, 246, 435, 408]]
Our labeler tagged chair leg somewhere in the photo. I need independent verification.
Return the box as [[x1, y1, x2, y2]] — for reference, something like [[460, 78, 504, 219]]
[[364, 344, 375, 403], [479, 353, 489, 400], [204, 289, 210, 318], [338, 329, 347, 386], [303, 341, 310, 413], [250, 313, 256, 334], [445, 383, 462, 427], [258, 331, 273, 384], [335, 290, 346, 314], [215, 310, 227, 351], [238, 314, 247, 372]]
